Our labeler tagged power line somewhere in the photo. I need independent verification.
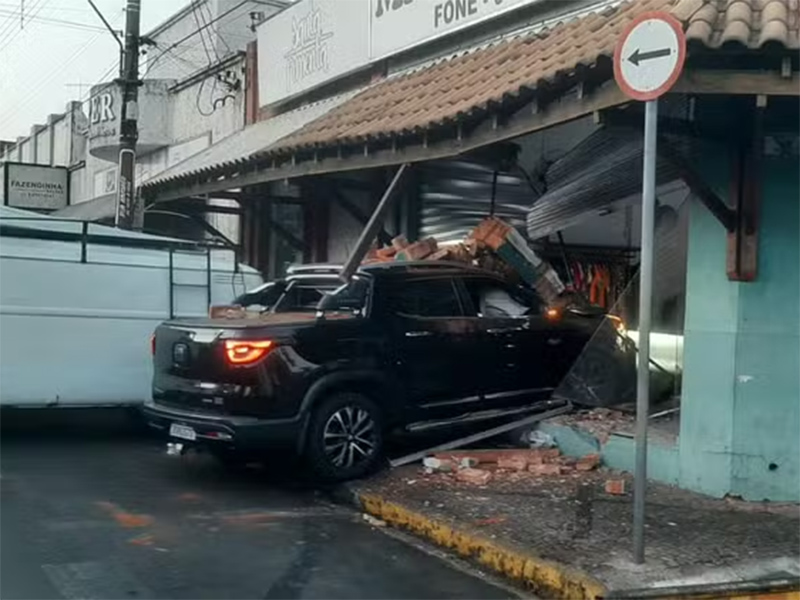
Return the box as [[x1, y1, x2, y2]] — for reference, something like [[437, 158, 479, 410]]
[[145, 0, 250, 75], [0, 0, 51, 54], [0, 9, 118, 34]]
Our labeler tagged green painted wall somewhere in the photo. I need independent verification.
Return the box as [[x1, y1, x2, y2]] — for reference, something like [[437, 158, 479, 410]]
[[730, 156, 800, 501], [679, 149, 800, 501]]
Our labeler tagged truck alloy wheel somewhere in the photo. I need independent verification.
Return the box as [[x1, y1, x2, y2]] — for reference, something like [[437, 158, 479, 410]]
[[306, 393, 384, 480]]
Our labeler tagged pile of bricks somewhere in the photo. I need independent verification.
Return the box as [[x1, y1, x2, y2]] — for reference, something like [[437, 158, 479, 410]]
[[421, 448, 603, 486], [363, 218, 569, 309]]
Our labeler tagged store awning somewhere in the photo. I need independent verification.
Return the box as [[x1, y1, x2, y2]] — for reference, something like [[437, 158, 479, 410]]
[[51, 194, 116, 222], [141, 0, 798, 203], [52, 92, 359, 222]]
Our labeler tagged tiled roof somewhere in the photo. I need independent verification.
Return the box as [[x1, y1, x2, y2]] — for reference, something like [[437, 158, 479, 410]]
[[266, 0, 798, 154]]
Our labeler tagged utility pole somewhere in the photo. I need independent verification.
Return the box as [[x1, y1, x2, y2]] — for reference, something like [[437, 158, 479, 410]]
[[116, 0, 141, 230]]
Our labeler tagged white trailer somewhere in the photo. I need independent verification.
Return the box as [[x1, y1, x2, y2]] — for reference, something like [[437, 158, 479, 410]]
[[0, 206, 262, 408]]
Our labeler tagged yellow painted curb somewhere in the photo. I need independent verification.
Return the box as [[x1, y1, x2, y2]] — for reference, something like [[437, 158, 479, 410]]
[[359, 492, 608, 600]]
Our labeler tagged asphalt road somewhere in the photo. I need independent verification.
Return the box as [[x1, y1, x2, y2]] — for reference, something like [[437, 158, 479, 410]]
[[0, 409, 515, 600]]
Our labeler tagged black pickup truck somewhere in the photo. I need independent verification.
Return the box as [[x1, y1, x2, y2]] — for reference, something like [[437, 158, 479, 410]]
[[144, 261, 634, 480]]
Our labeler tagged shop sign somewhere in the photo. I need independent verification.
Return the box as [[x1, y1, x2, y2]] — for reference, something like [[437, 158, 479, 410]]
[[2, 163, 69, 210], [371, 0, 541, 60], [88, 84, 120, 142], [257, 0, 541, 106], [258, 0, 370, 107]]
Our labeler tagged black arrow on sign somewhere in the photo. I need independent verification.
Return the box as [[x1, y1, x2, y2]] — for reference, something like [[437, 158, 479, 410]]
[[628, 47, 672, 66]]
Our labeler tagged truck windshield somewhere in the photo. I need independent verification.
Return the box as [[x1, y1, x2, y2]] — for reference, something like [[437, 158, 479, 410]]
[[317, 276, 370, 315]]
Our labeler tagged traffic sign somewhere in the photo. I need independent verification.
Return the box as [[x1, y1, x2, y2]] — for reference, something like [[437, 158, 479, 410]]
[[614, 12, 686, 102]]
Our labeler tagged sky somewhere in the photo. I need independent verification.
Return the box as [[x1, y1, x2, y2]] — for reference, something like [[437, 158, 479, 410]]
[[0, 0, 186, 141]]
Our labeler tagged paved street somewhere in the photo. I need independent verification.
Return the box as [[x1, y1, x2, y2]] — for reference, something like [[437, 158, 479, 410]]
[[0, 410, 514, 600]]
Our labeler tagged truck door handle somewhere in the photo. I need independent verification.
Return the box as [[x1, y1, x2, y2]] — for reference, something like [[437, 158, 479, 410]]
[[547, 337, 562, 346], [405, 331, 432, 338]]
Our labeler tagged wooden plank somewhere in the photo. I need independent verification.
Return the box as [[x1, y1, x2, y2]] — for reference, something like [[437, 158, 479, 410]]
[[673, 69, 800, 96]]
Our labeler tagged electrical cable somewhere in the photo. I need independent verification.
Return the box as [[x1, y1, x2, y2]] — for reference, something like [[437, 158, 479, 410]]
[[144, 0, 249, 75], [0, 9, 115, 33], [201, 0, 230, 58], [0, 0, 50, 54], [0, 9, 122, 132], [0, 30, 105, 130], [191, 0, 214, 66]]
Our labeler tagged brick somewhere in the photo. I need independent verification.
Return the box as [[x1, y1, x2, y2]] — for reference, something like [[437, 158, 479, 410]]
[[528, 463, 562, 476], [459, 457, 479, 469], [497, 457, 528, 471], [605, 479, 627, 495], [426, 248, 451, 261], [456, 468, 492, 485], [576, 454, 601, 472], [395, 238, 438, 261], [375, 246, 397, 260], [391, 235, 409, 251]]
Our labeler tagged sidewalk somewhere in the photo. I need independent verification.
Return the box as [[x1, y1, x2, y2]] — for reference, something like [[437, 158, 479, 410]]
[[349, 456, 800, 599]]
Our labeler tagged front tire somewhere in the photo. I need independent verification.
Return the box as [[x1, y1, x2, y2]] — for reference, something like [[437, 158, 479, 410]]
[[304, 392, 384, 481]]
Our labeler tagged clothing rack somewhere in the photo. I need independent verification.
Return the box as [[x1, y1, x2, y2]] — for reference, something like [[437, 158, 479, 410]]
[[535, 243, 639, 310]]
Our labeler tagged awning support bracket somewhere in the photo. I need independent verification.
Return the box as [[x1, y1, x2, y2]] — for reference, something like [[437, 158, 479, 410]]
[[657, 138, 737, 233]]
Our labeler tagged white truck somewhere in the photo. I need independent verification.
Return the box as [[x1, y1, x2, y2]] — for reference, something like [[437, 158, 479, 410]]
[[0, 206, 262, 408]]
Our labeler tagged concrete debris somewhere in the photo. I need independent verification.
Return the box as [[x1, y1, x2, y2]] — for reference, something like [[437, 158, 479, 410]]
[[422, 457, 454, 473], [459, 457, 478, 469], [528, 429, 555, 448], [362, 513, 387, 527], [549, 407, 635, 443]]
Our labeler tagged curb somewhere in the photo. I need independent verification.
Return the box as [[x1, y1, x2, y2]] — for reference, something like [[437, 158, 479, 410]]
[[333, 485, 800, 600], [349, 488, 607, 600]]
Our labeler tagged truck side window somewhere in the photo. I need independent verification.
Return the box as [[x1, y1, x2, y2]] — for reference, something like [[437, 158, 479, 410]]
[[385, 279, 462, 318]]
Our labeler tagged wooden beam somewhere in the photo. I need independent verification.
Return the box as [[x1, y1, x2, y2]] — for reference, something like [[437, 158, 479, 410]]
[[658, 138, 737, 233], [672, 69, 800, 96]]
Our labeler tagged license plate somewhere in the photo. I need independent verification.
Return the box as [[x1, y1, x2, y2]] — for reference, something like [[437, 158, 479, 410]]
[[169, 423, 196, 441]]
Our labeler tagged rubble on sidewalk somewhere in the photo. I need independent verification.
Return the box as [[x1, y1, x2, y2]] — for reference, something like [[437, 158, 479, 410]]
[[418, 446, 602, 486], [548, 407, 636, 443], [356, 463, 800, 596]]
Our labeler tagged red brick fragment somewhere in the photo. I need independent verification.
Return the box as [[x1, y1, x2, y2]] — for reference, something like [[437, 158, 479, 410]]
[[456, 468, 492, 485], [528, 463, 562, 476], [576, 453, 601, 471], [605, 479, 627, 495], [497, 457, 528, 471]]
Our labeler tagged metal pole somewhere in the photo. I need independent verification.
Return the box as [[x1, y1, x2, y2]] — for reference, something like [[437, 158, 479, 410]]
[[115, 0, 141, 230], [339, 164, 409, 281], [633, 98, 658, 564]]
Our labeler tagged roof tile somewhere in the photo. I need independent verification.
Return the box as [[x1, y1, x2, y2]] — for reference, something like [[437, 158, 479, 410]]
[[260, 0, 798, 156]]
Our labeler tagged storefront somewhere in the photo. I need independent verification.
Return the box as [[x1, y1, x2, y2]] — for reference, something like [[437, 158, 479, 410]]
[[140, 0, 799, 501]]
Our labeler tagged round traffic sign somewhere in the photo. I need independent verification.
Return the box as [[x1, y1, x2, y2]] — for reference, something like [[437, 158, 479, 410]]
[[614, 11, 686, 101]]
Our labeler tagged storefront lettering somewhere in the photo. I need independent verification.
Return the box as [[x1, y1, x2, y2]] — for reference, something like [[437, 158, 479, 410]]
[[434, 0, 508, 28], [284, 2, 333, 85], [90, 92, 115, 124], [374, 0, 414, 19], [10, 180, 64, 192]]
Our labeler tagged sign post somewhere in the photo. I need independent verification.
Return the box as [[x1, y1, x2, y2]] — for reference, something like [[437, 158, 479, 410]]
[[613, 11, 685, 565]]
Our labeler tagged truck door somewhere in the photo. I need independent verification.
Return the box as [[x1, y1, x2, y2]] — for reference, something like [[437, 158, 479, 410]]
[[378, 276, 482, 420]]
